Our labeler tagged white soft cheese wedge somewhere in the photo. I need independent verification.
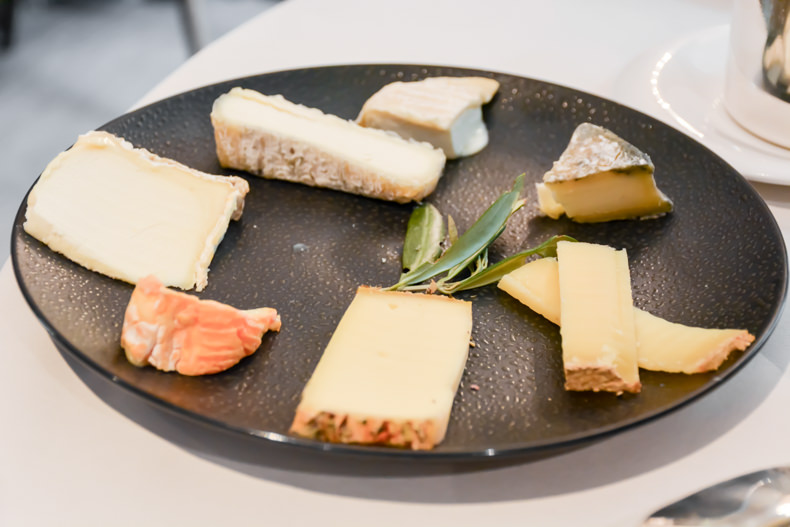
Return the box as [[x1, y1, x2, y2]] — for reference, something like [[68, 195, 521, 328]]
[[290, 286, 472, 450], [556, 241, 640, 394], [498, 257, 755, 374], [356, 76, 500, 159], [211, 87, 446, 203], [24, 131, 249, 291], [540, 123, 673, 222]]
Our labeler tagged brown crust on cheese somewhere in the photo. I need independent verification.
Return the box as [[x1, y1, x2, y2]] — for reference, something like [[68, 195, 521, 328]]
[[690, 330, 755, 373], [290, 408, 441, 450], [211, 112, 441, 204], [564, 366, 641, 395]]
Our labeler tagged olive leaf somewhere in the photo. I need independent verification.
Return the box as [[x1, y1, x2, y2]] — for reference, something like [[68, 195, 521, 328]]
[[388, 174, 577, 295], [442, 235, 576, 293], [400, 202, 445, 277], [447, 215, 459, 246], [388, 174, 526, 290]]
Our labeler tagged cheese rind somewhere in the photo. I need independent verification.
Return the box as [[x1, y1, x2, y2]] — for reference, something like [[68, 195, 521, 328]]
[[23, 131, 248, 291], [541, 123, 673, 222], [356, 76, 500, 159], [290, 286, 472, 450], [211, 87, 446, 203], [498, 257, 755, 374], [556, 242, 640, 394]]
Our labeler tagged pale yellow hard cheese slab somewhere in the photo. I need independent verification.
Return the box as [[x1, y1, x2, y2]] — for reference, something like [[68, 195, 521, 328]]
[[290, 286, 473, 450], [498, 257, 755, 374], [555, 241, 640, 394]]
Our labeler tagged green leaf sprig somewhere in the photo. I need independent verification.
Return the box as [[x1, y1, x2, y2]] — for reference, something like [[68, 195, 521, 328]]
[[388, 174, 576, 294]]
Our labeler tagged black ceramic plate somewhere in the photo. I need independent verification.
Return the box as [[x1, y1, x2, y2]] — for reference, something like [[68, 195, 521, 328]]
[[11, 65, 788, 459]]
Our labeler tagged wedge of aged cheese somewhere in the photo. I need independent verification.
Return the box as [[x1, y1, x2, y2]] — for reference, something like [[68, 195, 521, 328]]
[[556, 241, 640, 394], [540, 123, 673, 222], [498, 257, 755, 374], [356, 76, 500, 159], [121, 275, 281, 375], [290, 286, 472, 450], [24, 131, 249, 291], [211, 87, 446, 203]]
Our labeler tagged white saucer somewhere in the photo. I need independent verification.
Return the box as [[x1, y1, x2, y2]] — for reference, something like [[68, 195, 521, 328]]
[[613, 25, 790, 186]]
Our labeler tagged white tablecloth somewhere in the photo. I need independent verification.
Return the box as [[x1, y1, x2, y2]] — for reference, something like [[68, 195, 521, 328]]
[[4, 1, 789, 525]]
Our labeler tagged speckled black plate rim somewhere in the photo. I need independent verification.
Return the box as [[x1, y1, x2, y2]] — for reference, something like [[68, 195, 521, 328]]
[[10, 63, 790, 462]]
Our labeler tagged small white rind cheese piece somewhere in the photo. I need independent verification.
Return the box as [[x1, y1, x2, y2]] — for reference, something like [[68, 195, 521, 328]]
[[542, 123, 673, 222], [23, 131, 248, 291], [357, 76, 500, 159], [556, 241, 640, 394], [498, 257, 755, 374], [211, 87, 446, 203], [290, 286, 472, 450]]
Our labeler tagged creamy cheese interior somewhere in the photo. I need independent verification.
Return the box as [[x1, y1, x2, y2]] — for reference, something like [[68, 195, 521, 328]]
[[498, 257, 561, 325], [557, 241, 640, 391], [535, 183, 565, 220], [213, 88, 445, 188], [24, 132, 243, 291], [545, 169, 672, 223], [298, 287, 472, 423], [450, 106, 488, 157]]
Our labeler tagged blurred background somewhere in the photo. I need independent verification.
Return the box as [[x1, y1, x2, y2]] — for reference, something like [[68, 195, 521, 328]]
[[0, 0, 278, 262]]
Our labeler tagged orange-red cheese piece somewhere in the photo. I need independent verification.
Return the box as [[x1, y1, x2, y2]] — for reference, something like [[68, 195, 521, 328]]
[[121, 275, 281, 375]]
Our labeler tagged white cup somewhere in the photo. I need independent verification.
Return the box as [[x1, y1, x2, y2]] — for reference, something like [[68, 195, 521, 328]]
[[724, 0, 790, 148]]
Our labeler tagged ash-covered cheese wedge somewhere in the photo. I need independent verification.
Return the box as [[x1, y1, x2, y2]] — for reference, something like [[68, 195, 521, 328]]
[[356, 76, 500, 159], [211, 87, 446, 203], [539, 123, 673, 222], [290, 286, 472, 450], [498, 257, 755, 374], [24, 131, 249, 291], [121, 275, 281, 376], [556, 241, 640, 394]]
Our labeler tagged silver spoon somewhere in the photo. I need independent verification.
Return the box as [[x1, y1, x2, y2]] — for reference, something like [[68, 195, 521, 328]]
[[643, 467, 790, 526]]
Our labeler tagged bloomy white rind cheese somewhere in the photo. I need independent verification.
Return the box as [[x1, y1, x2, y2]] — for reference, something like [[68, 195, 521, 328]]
[[290, 286, 472, 450], [356, 76, 500, 159], [211, 87, 447, 203], [540, 123, 673, 222], [24, 131, 249, 291], [498, 257, 755, 374]]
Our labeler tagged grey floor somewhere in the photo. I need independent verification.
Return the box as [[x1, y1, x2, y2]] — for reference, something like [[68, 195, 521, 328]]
[[0, 0, 277, 263]]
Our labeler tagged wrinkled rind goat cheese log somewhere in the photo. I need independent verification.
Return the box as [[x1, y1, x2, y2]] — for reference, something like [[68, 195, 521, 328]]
[[290, 286, 472, 450], [211, 87, 446, 203], [557, 242, 641, 394], [539, 123, 673, 222], [356, 76, 500, 159], [498, 257, 755, 374], [24, 131, 249, 292], [121, 275, 281, 376]]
